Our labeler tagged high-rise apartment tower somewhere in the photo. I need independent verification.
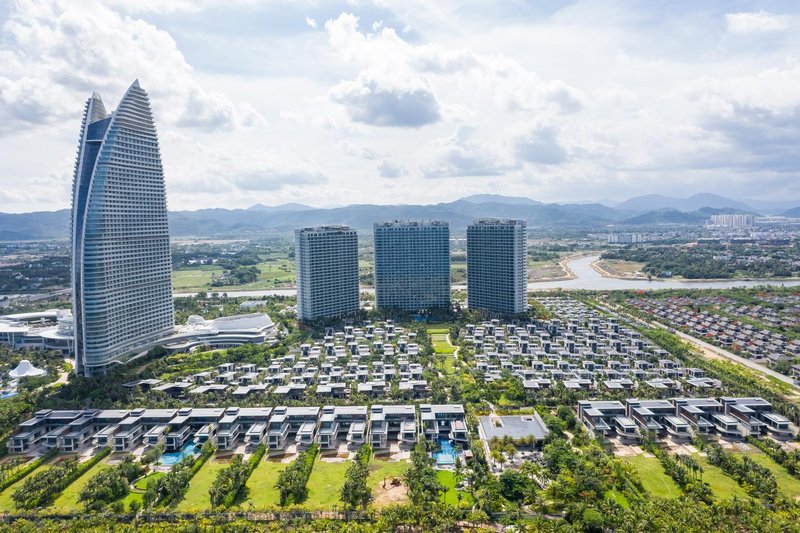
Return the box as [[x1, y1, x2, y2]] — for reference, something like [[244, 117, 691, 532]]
[[71, 80, 174, 375], [373, 220, 450, 311], [295, 225, 359, 321], [466, 218, 527, 314]]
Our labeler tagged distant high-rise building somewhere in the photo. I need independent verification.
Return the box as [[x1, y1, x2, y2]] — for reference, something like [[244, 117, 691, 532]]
[[708, 214, 754, 228], [467, 218, 527, 314], [295, 226, 359, 321], [607, 233, 643, 244], [71, 80, 174, 376], [373, 220, 450, 311]]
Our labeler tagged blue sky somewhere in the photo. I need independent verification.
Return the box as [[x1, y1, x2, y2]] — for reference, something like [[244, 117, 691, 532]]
[[1, 0, 799, 212]]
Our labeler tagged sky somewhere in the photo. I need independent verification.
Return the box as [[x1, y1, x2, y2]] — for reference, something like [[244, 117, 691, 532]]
[[1, 0, 799, 213]]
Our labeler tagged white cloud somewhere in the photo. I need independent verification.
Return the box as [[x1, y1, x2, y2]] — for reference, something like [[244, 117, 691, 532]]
[[726, 11, 789, 35], [0, 0, 265, 134], [377, 159, 406, 178]]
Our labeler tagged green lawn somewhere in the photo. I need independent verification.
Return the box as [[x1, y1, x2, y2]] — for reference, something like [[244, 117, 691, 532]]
[[428, 326, 457, 374], [304, 459, 350, 509], [172, 265, 223, 290], [625, 454, 681, 499], [367, 458, 409, 491], [0, 464, 51, 511], [49, 462, 110, 512], [605, 489, 629, 507], [437, 470, 471, 506], [174, 459, 227, 512], [243, 458, 286, 509], [693, 455, 747, 499], [734, 450, 800, 499], [134, 471, 164, 490]]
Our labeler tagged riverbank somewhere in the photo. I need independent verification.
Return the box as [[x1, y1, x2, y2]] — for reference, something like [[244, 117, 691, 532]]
[[591, 256, 800, 284]]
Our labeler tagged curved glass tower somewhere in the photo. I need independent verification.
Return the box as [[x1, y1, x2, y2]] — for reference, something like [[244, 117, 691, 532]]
[[71, 80, 174, 376]]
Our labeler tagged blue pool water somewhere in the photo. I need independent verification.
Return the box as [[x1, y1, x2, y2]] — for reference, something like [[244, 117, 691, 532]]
[[433, 439, 457, 466], [160, 441, 199, 466], [0, 391, 18, 399]]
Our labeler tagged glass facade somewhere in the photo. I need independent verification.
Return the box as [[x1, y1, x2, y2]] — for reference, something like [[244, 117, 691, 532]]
[[294, 226, 359, 321], [71, 81, 174, 376], [373, 220, 450, 311], [466, 218, 527, 314]]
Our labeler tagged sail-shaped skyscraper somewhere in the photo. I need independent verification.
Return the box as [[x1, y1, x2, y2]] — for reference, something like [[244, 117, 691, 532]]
[[71, 80, 174, 376]]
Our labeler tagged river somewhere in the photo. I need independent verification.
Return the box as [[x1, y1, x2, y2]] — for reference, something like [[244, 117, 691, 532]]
[[172, 255, 800, 298], [528, 255, 800, 291]]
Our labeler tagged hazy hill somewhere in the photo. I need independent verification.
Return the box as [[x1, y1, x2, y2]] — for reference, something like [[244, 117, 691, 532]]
[[616, 193, 754, 213], [1, 193, 792, 240]]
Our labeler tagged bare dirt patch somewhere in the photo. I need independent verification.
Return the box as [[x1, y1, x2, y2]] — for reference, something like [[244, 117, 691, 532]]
[[373, 478, 407, 507]]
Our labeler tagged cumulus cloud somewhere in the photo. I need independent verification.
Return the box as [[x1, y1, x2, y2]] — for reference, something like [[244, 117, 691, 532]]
[[726, 11, 789, 34], [324, 12, 583, 127], [422, 125, 514, 178], [512, 123, 567, 165], [330, 76, 441, 127], [0, 0, 265, 135], [377, 159, 406, 178]]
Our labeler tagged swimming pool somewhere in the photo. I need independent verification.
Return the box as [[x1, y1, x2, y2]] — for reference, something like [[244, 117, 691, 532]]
[[433, 439, 457, 466], [0, 390, 18, 400], [160, 441, 200, 466]]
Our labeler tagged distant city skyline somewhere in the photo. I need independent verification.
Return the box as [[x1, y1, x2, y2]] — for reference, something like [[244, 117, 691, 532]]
[[2, 1, 800, 213]]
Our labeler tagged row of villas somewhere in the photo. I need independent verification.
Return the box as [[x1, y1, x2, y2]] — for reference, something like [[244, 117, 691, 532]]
[[464, 300, 721, 395], [630, 298, 800, 364], [7, 404, 468, 455], [137, 321, 434, 401], [578, 397, 795, 441]]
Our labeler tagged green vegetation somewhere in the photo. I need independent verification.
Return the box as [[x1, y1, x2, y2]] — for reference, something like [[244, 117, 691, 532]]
[[700, 441, 780, 503], [12, 447, 111, 509], [603, 245, 799, 279], [404, 439, 442, 506], [693, 454, 747, 499], [624, 454, 681, 499], [734, 449, 800, 500], [208, 444, 265, 508], [155, 441, 215, 508], [244, 459, 286, 509], [76, 455, 144, 511], [275, 444, 319, 506], [0, 447, 58, 493], [173, 458, 227, 512], [340, 445, 372, 510], [304, 460, 350, 509]]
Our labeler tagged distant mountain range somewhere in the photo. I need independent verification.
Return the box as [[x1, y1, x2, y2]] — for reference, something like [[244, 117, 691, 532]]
[[2, 193, 799, 240], [615, 193, 753, 213]]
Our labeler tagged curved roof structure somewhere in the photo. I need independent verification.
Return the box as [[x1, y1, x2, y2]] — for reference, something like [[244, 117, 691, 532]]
[[9, 360, 46, 379]]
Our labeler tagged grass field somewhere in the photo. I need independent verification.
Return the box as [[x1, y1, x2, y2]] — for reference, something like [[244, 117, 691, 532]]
[[304, 459, 350, 509], [48, 462, 110, 512], [693, 455, 747, 499], [734, 450, 800, 499], [174, 459, 227, 512], [134, 471, 164, 490], [244, 458, 286, 509], [172, 257, 296, 292], [428, 325, 457, 374], [437, 470, 471, 506], [624, 454, 681, 498], [367, 458, 409, 491], [172, 265, 223, 290], [0, 464, 51, 511]]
